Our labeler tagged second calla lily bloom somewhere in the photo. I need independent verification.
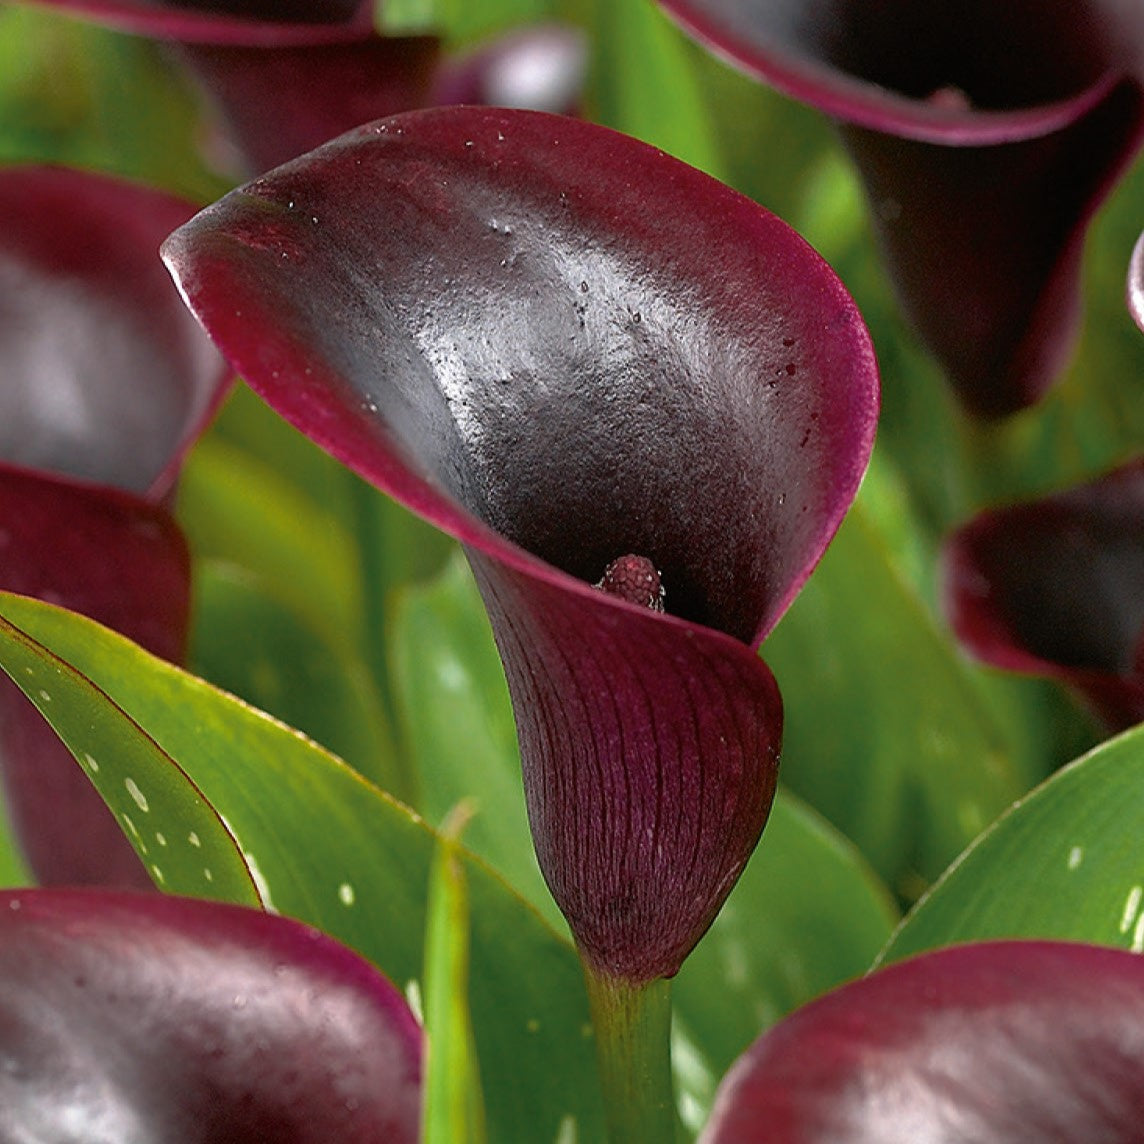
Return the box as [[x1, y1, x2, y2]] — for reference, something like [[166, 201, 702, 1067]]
[[943, 458, 1144, 733], [655, 0, 1144, 417], [162, 106, 879, 983], [0, 165, 231, 887]]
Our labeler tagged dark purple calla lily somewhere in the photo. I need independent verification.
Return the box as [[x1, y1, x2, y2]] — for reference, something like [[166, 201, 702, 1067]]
[[22, 0, 439, 175], [182, 35, 441, 175], [700, 940, 1144, 1143], [162, 105, 879, 983], [656, 0, 1144, 417], [0, 887, 422, 1141], [0, 165, 231, 887], [942, 458, 1144, 732]]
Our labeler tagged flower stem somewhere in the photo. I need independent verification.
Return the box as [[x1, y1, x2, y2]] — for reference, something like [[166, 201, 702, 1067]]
[[583, 967, 677, 1144]]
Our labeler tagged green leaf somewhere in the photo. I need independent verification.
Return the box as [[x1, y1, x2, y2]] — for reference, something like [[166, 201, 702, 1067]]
[[671, 788, 898, 1135], [0, 605, 258, 904], [0, 6, 224, 199], [177, 431, 363, 648], [379, 0, 558, 45], [585, 0, 726, 179], [882, 724, 1144, 964], [0, 780, 33, 889], [389, 552, 562, 932], [0, 591, 604, 1143], [763, 501, 1025, 898], [422, 803, 487, 1144], [188, 559, 405, 796]]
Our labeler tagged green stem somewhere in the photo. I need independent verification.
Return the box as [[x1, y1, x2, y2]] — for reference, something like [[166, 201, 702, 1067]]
[[583, 968, 677, 1144]]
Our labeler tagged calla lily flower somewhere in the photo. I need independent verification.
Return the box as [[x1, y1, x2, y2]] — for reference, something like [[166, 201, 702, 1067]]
[[700, 940, 1144, 1143], [162, 105, 879, 983], [0, 164, 231, 887], [19, 0, 440, 175], [0, 887, 422, 1140], [655, 0, 1144, 417], [942, 458, 1144, 732]]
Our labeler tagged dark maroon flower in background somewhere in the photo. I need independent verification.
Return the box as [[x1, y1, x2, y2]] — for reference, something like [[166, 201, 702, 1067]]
[[19, 0, 440, 174], [943, 458, 1144, 732], [0, 888, 422, 1141], [0, 165, 231, 887], [656, 0, 1144, 417], [162, 105, 879, 983], [700, 941, 1144, 1143]]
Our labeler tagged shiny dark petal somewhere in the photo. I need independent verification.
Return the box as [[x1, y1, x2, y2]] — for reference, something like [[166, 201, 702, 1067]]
[[0, 888, 422, 1142]]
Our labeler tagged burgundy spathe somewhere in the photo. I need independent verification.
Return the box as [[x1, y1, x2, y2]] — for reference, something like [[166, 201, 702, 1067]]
[[162, 105, 879, 982], [0, 165, 231, 887], [0, 888, 422, 1141], [943, 458, 1144, 732], [701, 940, 1144, 1143], [656, 0, 1144, 417]]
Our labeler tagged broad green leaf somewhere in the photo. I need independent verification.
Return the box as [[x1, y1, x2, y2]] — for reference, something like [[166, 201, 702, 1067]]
[[882, 724, 1144, 964], [0, 608, 258, 905], [389, 552, 561, 932], [671, 789, 898, 1135], [764, 501, 1024, 898], [188, 559, 405, 796], [178, 431, 363, 647], [585, 0, 725, 179], [0, 591, 604, 1142], [422, 804, 487, 1144], [0, 780, 32, 889]]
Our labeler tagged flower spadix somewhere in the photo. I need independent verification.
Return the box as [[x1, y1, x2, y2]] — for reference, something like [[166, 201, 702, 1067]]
[[0, 165, 230, 887], [657, 0, 1144, 417], [163, 106, 878, 983]]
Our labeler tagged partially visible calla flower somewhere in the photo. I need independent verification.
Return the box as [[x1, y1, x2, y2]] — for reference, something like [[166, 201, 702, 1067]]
[[700, 940, 1144, 1143], [942, 458, 1144, 732], [162, 106, 879, 983], [19, 0, 440, 175], [0, 165, 231, 887], [0, 888, 422, 1141], [655, 0, 1144, 417]]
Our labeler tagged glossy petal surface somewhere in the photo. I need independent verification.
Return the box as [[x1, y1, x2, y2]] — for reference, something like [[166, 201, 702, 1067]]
[[0, 166, 228, 499], [701, 941, 1144, 1143], [0, 165, 229, 886], [17, 0, 376, 45], [0, 888, 422, 1142], [943, 458, 1144, 731], [656, 0, 1144, 415], [164, 106, 878, 980]]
